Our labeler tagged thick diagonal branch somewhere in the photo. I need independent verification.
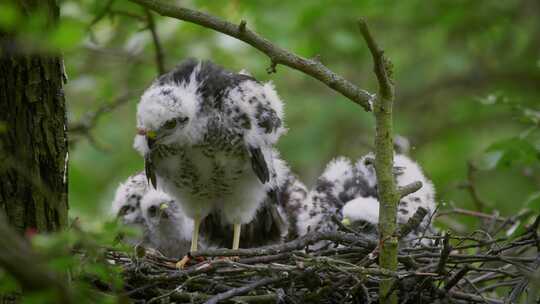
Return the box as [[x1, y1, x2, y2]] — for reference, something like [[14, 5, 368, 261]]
[[128, 0, 374, 111]]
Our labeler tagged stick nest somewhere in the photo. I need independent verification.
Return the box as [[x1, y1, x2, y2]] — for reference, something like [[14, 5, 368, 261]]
[[109, 215, 540, 304]]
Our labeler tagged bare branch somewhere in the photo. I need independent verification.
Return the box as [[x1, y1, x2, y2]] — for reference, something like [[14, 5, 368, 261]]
[[127, 0, 374, 111], [437, 208, 509, 223], [144, 9, 166, 75], [465, 160, 487, 212], [190, 231, 377, 258], [398, 181, 423, 198], [398, 207, 428, 238], [357, 19, 393, 100], [437, 232, 452, 275], [204, 276, 282, 304]]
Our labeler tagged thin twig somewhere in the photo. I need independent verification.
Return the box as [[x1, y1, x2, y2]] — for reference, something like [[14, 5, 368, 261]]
[[204, 276, 282, 304], [144, 9, 166, 75]]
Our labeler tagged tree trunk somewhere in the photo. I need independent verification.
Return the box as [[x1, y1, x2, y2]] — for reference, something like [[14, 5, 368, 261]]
[[0, 1, 68, 234]]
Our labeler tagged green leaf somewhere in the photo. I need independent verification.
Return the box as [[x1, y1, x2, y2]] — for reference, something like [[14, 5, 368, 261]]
[[476, 150, 503, 170], [484, 137, 540, 169], [525, 191, 540, 211], [522, 108, 540, 126]]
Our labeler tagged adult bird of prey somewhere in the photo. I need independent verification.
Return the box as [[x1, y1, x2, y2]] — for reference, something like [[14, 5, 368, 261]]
[[297, 153, 437, 246], [134, 59, 287, 267], [111, 171, 149, 244], [140, 189, 194, 258]]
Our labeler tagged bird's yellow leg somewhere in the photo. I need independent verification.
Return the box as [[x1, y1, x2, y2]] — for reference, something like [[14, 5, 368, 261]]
[[176, 216, 201, 269], [232, 223, 241, 250], [191, 217, 201, 252]]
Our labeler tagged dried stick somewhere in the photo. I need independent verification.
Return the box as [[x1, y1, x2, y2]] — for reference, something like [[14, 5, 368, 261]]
[[398, 207, 428, 238], [144, 9, 166, 75], [437, 208, 508, 223], [204, 276, 281, 304], [190, 231, 377, 258]]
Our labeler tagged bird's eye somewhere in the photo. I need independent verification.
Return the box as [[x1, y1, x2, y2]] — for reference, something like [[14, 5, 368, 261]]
[[178, 116, 189, 124], [163, 119, 177, 130], [148, 206, 158, 217]]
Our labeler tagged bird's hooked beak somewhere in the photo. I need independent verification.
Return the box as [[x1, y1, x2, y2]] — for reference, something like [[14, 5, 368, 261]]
[[137, 128, 157, 149]]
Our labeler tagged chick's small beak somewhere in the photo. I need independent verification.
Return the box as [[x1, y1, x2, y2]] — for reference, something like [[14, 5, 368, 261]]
[[341, 217, 351, 226]]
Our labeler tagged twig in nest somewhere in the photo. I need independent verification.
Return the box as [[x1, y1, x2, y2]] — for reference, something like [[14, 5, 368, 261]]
[[437, 232, 452, 275], [398, 207, 428, 239], [204, 275, 283, 304]]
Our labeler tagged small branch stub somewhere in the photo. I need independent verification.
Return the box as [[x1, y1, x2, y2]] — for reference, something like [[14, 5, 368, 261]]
[[398, 181, 423, 198], [266, 60, 277, 74], [238, 19, 247, 32]]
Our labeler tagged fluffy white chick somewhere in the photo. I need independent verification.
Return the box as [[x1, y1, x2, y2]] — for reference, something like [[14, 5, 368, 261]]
[[111, 171, 147, 225], [392, 154, 437, 230], [298, 153, 437, 246], [296, 157, 376, 237], [140, 189, 193, 258]]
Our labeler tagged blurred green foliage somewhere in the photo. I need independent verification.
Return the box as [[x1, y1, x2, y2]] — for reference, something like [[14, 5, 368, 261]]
[[0, 219, 135, 303], [0, 1, 538, 301], [3, 1, 538, 229]]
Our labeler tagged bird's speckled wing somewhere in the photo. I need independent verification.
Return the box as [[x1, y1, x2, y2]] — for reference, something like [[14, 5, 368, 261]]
[[249, 147, 269, 184]]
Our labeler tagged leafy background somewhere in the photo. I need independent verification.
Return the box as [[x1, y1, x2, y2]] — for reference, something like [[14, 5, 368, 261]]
[[1, 0, 539, 302], [4, 0, 538, 230]]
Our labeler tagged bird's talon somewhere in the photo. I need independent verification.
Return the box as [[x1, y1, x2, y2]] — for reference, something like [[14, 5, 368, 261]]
[[176, 255, 191, 269]]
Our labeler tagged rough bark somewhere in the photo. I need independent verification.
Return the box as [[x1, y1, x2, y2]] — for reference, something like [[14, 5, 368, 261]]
[[0, 0, 68, 234], [358, 20, 399, 304]]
